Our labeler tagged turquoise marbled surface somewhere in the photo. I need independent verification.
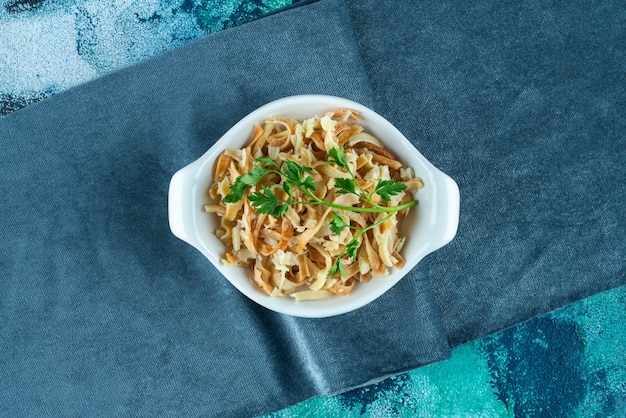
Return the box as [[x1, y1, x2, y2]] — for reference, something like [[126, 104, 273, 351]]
[[1, 1, 624, 416], [266, 287, 626, 417], [1, 0, 294, 114]]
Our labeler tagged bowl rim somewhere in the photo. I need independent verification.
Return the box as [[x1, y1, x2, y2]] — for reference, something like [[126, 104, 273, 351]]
[[168, 94, 460, 318]]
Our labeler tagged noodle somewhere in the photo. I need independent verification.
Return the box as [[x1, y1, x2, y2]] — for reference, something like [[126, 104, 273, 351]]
[[203, 109, 423, 300]]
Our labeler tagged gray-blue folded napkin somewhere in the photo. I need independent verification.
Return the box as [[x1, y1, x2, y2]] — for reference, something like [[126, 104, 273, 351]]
[[346, 0, 625, 345], [1, 0, 624, 417]]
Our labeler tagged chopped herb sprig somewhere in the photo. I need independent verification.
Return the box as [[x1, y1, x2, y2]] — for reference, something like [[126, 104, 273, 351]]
[[327, 211, 396, 277]]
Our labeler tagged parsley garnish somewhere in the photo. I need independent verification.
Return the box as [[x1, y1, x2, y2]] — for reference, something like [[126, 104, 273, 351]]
[[374, 179, 407, 202], [247, 186, 289, 217], [328, 211, 396, 278], [327, 146, 350, 171], [334, 177, 357, 195], [223, 164, 269, 203], [330, 212, 351, 234]]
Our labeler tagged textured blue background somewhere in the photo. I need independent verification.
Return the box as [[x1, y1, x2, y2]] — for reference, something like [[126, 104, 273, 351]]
[[1, 1, 624, 416]]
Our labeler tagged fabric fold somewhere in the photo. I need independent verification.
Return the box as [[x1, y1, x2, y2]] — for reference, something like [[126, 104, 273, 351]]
[[0, 0, 451, 417]]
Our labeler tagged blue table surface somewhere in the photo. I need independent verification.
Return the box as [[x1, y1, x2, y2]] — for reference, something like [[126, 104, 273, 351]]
[[1, 1, 624, 416]]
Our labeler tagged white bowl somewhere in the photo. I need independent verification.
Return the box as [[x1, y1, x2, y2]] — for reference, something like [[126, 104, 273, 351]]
[[168, 95, 459, 318]]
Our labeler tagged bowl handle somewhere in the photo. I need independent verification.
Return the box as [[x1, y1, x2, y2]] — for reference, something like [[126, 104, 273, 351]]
[[168, 166, 198, 247], [435, 173, 460, 249]]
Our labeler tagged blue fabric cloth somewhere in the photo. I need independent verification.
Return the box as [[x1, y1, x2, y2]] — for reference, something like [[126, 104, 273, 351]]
[[0, 1, 449, 416], [0, 0, 624, 416]]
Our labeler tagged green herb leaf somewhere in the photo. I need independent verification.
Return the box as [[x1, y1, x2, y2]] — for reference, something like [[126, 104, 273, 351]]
[[222, 181, 247, 204], [374, 179, 407, 202], [334, 177, 357, 195], [327, 146, 350, 171], [330, 212, 350, 234], [345, 239, 359, 260], [223, 164, 269, 203], [247, 186, 288, 217], [282, 181, 293, 197], [282, 160, 316, 191], [329, 257, 346, 277], [282, 160, 304, 183], [301, 176, 317, 192]]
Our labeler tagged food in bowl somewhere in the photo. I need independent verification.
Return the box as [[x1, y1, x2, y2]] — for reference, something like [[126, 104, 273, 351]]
[[202, 108, 424, 301]]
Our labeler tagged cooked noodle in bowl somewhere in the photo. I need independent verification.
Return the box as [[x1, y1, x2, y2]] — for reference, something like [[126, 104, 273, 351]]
[[203, 109, 424, 301], [168, 95, 460, 317]]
